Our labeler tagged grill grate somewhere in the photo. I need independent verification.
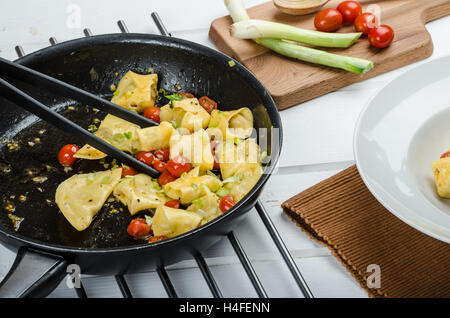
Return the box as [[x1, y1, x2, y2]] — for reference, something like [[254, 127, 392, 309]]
[[13, 13, 313, 299]]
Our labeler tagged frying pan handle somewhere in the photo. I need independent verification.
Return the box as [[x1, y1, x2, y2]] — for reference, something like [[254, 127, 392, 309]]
[[0, 247, 70, 298]]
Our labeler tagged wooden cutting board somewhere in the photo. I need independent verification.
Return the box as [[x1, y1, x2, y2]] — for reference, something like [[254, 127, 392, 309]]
[[209, 0, 450, 110]]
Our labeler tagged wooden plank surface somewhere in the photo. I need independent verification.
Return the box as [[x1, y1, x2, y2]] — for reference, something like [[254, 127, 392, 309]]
[[210, 0, 450, 109]]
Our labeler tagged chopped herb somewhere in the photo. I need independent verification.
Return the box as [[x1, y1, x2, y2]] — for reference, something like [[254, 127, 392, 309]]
[[112, 164, 119, 169], [88, 124, 98, 132], [216, 187, 230, 197], [113, 90, 120, 96], [170, 101, 175, 109], [228, 60, 236, 67], [124, 131, 132, 140], [208, 121, 219, 128], [87, 173, 95, 183], [145, 215, 153, 226], [217, 110, 222, 114], [158, 88, 167, 95], [222, 173, 243, 184], [152, 181, 162, 191], [101, 176, 112, 184], [260, 151, 268, 161], [112, 133, 126, 145], [171, 120, 179, 128], [234, 137, 242, 145], [192, 198, 203, 208], [165, 93, 183, 101]]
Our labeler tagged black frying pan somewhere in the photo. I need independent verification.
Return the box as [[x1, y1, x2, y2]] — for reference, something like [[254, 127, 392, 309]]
[[0, 33, 282, 297]]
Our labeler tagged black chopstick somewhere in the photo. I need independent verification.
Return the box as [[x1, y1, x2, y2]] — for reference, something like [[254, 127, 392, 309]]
[[0, 56, 158, 128], [0, 76, 160, 178]]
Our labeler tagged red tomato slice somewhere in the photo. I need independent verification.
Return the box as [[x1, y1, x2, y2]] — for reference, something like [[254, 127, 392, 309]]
[[219, 195, 236, 213], [154, 148, 170, 162], [58, 144, 79, 166], [143, 106, 160, 123], [166, 156, 191, 177], [198, 96, 218, 114], [158, 169, 177, 186], [135, 151, 154, 166], [121, 165, 138, 178], [152, 159, 167, 173], [441, 151, 450, 159], [127, 218, 151, 238], [165, 200, 181, 209]]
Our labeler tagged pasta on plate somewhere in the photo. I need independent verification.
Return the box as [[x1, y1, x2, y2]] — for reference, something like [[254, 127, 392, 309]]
[[55, 69, 265, 243]]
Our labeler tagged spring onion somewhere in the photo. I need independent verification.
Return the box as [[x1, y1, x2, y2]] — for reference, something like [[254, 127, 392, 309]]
[[225, 0, 373, 75], [231, 19, 361, 48]]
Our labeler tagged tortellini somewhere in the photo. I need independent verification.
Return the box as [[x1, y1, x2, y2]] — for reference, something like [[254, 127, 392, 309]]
[[74, 114, 141, 160], [160, 98, 211, 132], [163, 167, 222, 205], [137, 121, 176, 152], [187, 193, 221, 225], [207, 108, 253, 141], [152, 204, 202, 238], [432, 157, 450, 198], [169, 129, 214, 174], [111, 70, 158, 113], [215, 138, 261, 180], [55, 168, 122, 231], [226, 165, 263, 202], [113, 174, 170, 215]]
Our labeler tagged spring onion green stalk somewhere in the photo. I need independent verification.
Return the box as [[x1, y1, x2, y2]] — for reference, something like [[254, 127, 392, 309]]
[[224, 0, 373, 74], [231, 19, 361, 48], [257, 38, 373, 74]]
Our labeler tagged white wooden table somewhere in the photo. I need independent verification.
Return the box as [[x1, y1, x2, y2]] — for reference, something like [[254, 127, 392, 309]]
[[1, 0, 449, 298]]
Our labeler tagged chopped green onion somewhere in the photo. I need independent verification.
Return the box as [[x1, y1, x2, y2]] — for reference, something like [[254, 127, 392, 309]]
[[192, 198, 203, 208], [145, 215, 153, 226], [165, 93, 183, 101], [152, 181, 162, 191], [228, 60, 236, 67], [260, 151, 267, 161], [208, 121, 219, 128], [87, 173, 95, 183], [216, 187, 230, 197], [231, 19, 361, 48], [222, 173, 243, 184], [158, 88, 167, 95], [170, 101, 175, 109], [234, 137, 242, 145], [101, 176, 112, 184], [113, 90, 120, 96], [124, 131, 132, 140], [88, 124, 98, 133], [112, 133, 125, 145]]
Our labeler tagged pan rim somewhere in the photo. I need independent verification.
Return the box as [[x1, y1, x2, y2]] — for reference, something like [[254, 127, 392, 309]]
[[0, 33, 283, 254]]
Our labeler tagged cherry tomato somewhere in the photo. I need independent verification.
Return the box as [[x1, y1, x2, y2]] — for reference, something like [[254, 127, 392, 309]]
[[210, 140, 220, 170], [127, 218, 151, 238], [143, 106, 160, 123], [152, 159, 167, 173], [121, 165, 138, 178], [166, 156, 191, 177], [368, 25, 394, 48], [314, 8, 343, 32], [154, 148, 170, 162], [158, 169, 177, 186], [219, 195, 236, 213], [198, 96, 218, 114], [178, 92, 195, 99], [336, 1, 362, 24], [135, 151, 154, 166], [148, 235, 168, 243], [58, 144, 79, 166], [165, 200, 181, 209], [354, 12, 378, 35], [441, 151, 450, 159]]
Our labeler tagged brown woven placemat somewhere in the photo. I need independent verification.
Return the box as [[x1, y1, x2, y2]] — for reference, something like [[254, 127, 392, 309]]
[[282, 165, 450, 298]]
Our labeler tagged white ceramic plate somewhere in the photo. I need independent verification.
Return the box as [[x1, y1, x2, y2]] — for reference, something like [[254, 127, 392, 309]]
[[354, 56, 450, 243]]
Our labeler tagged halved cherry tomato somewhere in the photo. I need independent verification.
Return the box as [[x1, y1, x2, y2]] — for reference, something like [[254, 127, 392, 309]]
[[354, 12, 378, 35], [219, 195, 236, 213], [178, 92, 195, 99], [121, 165, 138, 178], [152, 159, 167, 173], [135, 151, 154, 166], [58, 144, 79, 166], [166, 156, 191, 177], [210, 140, 220, 170], [154, 148, 170, 162], [337, 1, 362, 24], [165, 200, 181, 209], [127, 218, 151, 238], [148, 235, 168, 243], [198, 96, 218, 114], [314, 8, 343, 32], [158, 169, 177, 186], [441, 151, 450, 159], [368, 25, 394, 48], [143, 106, 160, 123]]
